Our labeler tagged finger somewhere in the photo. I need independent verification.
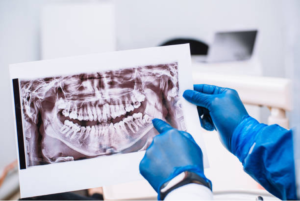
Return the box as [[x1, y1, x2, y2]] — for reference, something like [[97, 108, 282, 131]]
[[181, 131, 197, 144], [197, 107, 215, 131], [152, 118, 173, 133], [194, 84, 226, 95], [183, 90, 212, 108]]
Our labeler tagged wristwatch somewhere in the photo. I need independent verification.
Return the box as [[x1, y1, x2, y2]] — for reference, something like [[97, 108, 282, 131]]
[[160, 171, 212, 200]]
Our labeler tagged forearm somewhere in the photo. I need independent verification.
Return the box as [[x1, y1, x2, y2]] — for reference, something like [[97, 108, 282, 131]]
[[231, 117, 296, 200], [165, 184, 213, 200]]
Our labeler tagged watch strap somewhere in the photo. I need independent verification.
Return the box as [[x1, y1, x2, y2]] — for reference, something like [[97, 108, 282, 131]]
[[160, 171, 211, 200]]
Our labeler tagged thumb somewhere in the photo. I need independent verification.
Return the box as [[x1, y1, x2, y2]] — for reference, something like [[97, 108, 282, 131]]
[[152, 119, 173, 133], [183, 90, 212, 109]]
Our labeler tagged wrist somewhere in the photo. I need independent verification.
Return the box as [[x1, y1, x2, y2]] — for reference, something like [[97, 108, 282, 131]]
[[159, 169, 212, 200], [231, 116, 267, 163]]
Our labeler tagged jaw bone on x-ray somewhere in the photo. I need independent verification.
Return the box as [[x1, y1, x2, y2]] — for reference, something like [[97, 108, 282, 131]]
[[21, 62, 186, 167]]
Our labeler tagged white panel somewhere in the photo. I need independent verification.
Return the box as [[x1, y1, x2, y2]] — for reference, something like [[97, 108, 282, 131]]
[[41, 2, 116, 59]]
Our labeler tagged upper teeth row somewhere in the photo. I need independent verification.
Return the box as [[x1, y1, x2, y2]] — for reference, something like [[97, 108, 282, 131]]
[[60, 113, 152, 141], [61, 94, 145, 122]]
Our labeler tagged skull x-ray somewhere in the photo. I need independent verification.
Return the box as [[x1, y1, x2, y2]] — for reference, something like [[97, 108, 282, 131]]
[[20, 62, 185, 167]]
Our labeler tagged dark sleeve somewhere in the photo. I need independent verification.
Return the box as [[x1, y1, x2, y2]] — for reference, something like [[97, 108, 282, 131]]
[[231, 117, 297, 200]]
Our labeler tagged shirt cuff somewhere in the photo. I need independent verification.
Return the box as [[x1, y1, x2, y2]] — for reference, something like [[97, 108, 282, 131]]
[[165, 184, 213, 200]]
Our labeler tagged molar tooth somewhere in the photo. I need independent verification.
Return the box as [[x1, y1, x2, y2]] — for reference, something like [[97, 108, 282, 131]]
[[119, 120, 129, 135], [130, 95, 138, 106], [57, 98, 67, 109], [125, 97, 134, 112], [143, 114, 152, 124], [133, 90, 146, 102], [64, 120, 71, 126], [62, 109, 69, 117], [125, 104, 134, 112], [113, 122, 122, 134], [78, 126, 86, 140], [115, 104, 121, 117], [133, 101, 141, 109], [133, 113, 143, 127], [69, 106, 78, 119], [60, 125, 71, 134], [70, 124, 81, 140], [124, 117, 136, 133], [83, 126, 91, 140], [62, 102, 71, 116], [66, 122, 76, 137], [129, 116, 139, 132], [119, 104, 126, 115]]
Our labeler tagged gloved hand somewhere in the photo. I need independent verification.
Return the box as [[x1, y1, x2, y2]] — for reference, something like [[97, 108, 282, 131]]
[[183, 84, 249, 152], [139, 119, 211, 199]]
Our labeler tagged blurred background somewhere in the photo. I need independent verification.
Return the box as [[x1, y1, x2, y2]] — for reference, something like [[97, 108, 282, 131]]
[[0, 0, 299, 200]]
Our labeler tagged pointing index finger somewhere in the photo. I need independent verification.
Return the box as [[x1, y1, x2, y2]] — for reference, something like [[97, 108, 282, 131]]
[[152, 119, 173, 133]]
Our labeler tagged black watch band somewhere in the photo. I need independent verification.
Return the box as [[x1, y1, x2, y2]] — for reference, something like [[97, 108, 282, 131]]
[[160, 171, 211, 200]]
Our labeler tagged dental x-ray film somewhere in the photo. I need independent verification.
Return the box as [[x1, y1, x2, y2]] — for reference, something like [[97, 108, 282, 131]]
[[10, 44, 208, 198]]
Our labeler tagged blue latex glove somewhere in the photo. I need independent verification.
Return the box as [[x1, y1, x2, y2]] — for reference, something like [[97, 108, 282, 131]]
[[139, 119, 211, 199], [183, 84, 249, 152]]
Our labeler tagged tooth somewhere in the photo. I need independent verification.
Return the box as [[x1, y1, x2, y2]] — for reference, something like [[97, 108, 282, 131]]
[[119, 120, 129, 135], [78, 126, 86, 140], [91, 105, 98, 121], [115, 104, 121, 117], [124, 117, 136, 133], [143, 114, 152, 124], [78, 107, 83, 121], [66, 122, 75, 137], [125, 97, 134, 112], [133, 90, 146, 102], [95, 125, 100, 139], [128, 116, 139, 132], [102, 104, 109, 122], [83, 126, 91, 140], [133, 113, 143, 127], [62, 109, 69, 117], [70, 106, 78, 119], [91, 126, 96, 137], [70, 124, 81, 140], [83, 105, 89, 121], [60, 125, 71, 134], [89, 126, 98, 150], [133, 101, 141, 109], [99, 124, 110, 148], [113, 122, 122, 134], [87, 104, 94, 121], [119, 103, 126, 115], [62, 102, 71, 116], [96, 105, 102, 122], [57, 98, 67, 109], [110, 105, 117, 119], [65, 120, 71, 126], [130, 95, 139, 108], [125, 104, 134, 112]]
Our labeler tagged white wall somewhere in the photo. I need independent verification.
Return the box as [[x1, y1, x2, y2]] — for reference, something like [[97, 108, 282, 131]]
[[0, 0, 41, 169], [0, 0, 286, 169], [115, 0, 285, 78]]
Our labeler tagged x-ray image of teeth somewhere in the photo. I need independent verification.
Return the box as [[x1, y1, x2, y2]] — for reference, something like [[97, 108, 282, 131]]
[[20, 62, 185, 167]]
